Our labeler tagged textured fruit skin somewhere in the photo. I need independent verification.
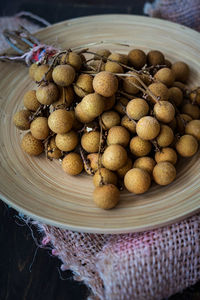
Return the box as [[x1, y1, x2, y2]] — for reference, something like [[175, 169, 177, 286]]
[[93, 168, 118, 187], [147, 50, 165, 66], [48, 109, 73, 134], [136, 116, 160, 140], [62, 153, 83, 175], [29, 63, 38, 80], [185, 120, 200, 141], [190, 88, 200, 105], [175, 134, 198, 157], [128, 49, 146, 70], [105, 61, 124, 73], [93, 184, 120, 209], [102, 144, 127, 171], [74, 74, 94, 98], [47, 136, 62, 159], [124, 168, 151, 194], [93, 71, 118, 97], [34, 64, 52, 82], [114, 97, 129, 115], [122, 74, 140, 95], [129, 136, 152, 157], [154, 68, 175, 87], [53, 86, 74, 108], [21, 132, 44, 156], [156, 125, 174, 147], [153, 162, 176, 185], [148, 82, 169, 102], [30, 117, 49, 140], [155, 147, 177, 165], [52, 65, 75, 86], [23, 90, 40, 112], [13, 110, 31, 130], [60, 52, 82, 71], [81, 131, 100, 153], [117, 158, 132, 178], [107, 126, 130, 147], [121, 115, 136, 133], [36, 83, 59, 105], [181, 103, 200, 119], [126, 98, 149, 120], [154, 101, 175, 123], [133, 157, 156, 175], [80, 93, 105, 119], [94, 49, 111, 60], [101, 111, 120, 129], [171, 61, 189, 83], [55, 131, 79, 151], [108, 53, 128, 64], [103, 95, 116, 111], [168, 87, 183, 107]]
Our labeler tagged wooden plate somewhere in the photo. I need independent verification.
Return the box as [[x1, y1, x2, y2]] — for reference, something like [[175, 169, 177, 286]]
[[0, 15, 200, 233]]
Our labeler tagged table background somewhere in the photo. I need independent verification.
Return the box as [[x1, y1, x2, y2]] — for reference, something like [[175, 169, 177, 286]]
[[0, 0, 200, 299]]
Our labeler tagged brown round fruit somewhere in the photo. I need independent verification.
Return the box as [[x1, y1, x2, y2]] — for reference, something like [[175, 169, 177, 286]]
[[52, 64, 75, 86], [13, 110, 31, 130], [175, 134, 198, 157], [153, 101, 175, 123], [124, 168, 151, 194], [23, 90, 40, 111], [81, 131, 100, 153], [156, 124, 174, 147], [34, 64, 52, 82], [74, 74, 94, 98], [48, 109, 73, 134], [185, 120, 200, 141], [102, 144, 127, 171], [128, 49, 146, 69], [93, 184, 120, 210], [93, 71, 118, 97], [47, 136, 62, 159], [136, 116, 160, 140], [153, 162, 176, 185], [126, 98, 149, 120], [62, 153, 83, 175], [93, 168, 118, 187], [133, 157, 156, 175], [129, 136, 152, 157], [36, 83, 59, 105], [55, 131, 79, 151], [105, 61, 124, 73], [107, 126, 130, 147], [60, 52, 82, 71], [181, 103, 200, 119], [117, 157, 133, 178], [155, 147, 177, 165], [171, 61, 189, 83], [148, 82, 169, 102], [30, 117, 49, 140], [122, 73, 141, 95], [154, 67, 175, 87], [80, 93, 105, 119], [147, 50, 165, 66], [21, 132, 44, 156], [101, 110, 121, 129], [168, 87, 183, 107], [121, 115, 136, 133]]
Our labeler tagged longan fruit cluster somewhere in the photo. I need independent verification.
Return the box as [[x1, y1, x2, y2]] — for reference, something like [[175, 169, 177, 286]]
[[13, 47, 200, 210]]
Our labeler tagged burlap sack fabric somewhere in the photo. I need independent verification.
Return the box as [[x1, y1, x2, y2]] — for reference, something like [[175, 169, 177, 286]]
[[1, 1, 200, 299]]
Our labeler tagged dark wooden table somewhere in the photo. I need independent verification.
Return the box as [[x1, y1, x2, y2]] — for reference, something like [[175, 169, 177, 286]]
[[0, 1, 200, 299]]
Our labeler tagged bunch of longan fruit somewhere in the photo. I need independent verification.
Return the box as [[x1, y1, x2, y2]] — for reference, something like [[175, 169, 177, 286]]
[[13, 47, 200, 209]]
